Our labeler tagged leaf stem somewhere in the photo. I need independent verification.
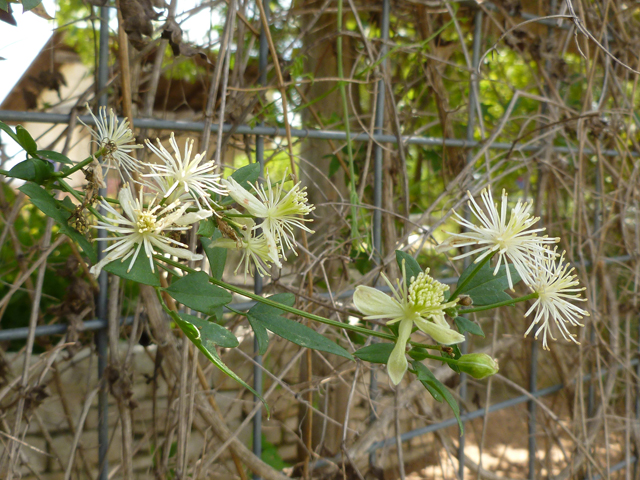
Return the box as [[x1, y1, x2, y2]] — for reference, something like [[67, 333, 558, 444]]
[[459, 292, 538, 314], [450, 251, 496, 299]]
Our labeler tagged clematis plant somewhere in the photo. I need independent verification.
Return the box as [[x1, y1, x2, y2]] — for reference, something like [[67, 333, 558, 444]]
[[0, 109, 588, 429]]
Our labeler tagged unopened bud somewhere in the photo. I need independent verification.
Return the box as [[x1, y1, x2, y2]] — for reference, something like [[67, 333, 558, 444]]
[[458, 353, 499, 379], [458, 295, 473, 307]]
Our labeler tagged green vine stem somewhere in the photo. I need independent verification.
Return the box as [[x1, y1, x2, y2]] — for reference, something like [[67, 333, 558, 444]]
[[156, 255, 443, 351], [53, 148, 105, 177], [459, 292, 538, 314]]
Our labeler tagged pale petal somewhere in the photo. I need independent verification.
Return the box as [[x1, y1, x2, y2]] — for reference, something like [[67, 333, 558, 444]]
[[414, 317, 465, 345], [223, 177, 266, 217], [175, 209, 213, 226], [262, 229, 282, 268], [353, 286, 404, 319], [387, 319, 412, 385]]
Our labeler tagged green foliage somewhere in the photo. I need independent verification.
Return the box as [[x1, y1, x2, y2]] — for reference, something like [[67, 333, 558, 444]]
[[169, 308, 267, 413], [454, 316, 484, 337], [201, 228, 227, 280], [103, 252, 161, 287], [221, 163, 261, 205], [412, 361, 463, 433], [177, 313, 239, 348], [248, 293, 353, 360], [396, 250, 422, 286], [19, 182, 97, 262], [455, 261, 520, 305], [353, 342, 394, 364], [260, 434, 291, 470], [165, 272, 232, 315], [9, 159, 54, 184]]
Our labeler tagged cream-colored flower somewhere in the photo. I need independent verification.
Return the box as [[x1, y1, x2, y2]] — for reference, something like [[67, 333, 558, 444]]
[[144, 133, 226, 210], [210, 213, 275, 282], [222, 170, 314, 267], [79, 105, 142, 177], [90, 186, 211, 277], [524, 248, 589, 350], [353, 264, 463, 385], [438, 189, 559, 289]]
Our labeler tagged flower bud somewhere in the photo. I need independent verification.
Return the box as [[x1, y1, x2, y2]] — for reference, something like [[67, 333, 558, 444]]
[[457, 353, 499, 379]]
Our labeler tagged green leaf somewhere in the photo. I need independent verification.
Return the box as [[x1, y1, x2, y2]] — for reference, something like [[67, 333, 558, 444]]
[[246, 293, 296, 356], [353, 342, 394, 364], [249, 293, 295, 317], [103, 251, 160, 287], [248, 312, 353, 360], [454, 316, 484, 337], [395, 250, 422, 286], [197, 217, 216, 237], [22, 0, 43, 11], [327, 155, 341, 178], [201, 229, 227, 280], [19, 182, 97, 262], [15, 125, 37, 155], [0, 1, 9, 12], [407, 347, 432, 362], [8, 158, 54, 184], [0, 120, 20, 144], [177, 313, 239, 348], [165, 272, 232, 315], [412, 361, 462, 433], [36, 150, 73, 165], [221, 163, 260, 205], [247, 314, 270, 355], [455, 262, 520, 306], [169, 309, 268, 414]]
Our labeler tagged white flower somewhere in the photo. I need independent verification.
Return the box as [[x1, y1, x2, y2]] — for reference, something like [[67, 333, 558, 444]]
[[144, 133, 226, 210], [353, 263, 463, 385], [210, 213, 275, 282], [524, 248, 589, 350], [80, 105, 142, 177], [437, 189, 559, 289], [221, 170, 314, 267], [90, 186, 212, 277]]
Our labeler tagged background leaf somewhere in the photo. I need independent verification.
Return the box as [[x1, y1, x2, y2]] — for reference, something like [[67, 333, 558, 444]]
[[353, 342, 394, 364], [36, 150, 73, 165], [395, 250, 422, 286], [15, 125, 37, 155], [201, 228, 227, 280], [454, 316, 484, 337], [8, 158, 54, 184], [19, 182, 97, 262], [165, 272, 232, 315], [178, 312, 239, 348], [248, 293, 352, 360], [169, 309, 267, 414], [412, 361, 462, 433], [455, 262, 520, 305], [221, 163, 260, 205], [103, 252, 160, 287]]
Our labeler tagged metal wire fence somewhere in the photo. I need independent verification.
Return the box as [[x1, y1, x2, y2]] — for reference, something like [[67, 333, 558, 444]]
[[0, 1, 638, 479]]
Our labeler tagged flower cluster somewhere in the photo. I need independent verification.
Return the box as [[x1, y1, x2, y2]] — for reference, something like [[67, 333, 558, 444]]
[[440, 188, 589, 350], [353, 263, 463, 385], [83, 107, 314, 279]]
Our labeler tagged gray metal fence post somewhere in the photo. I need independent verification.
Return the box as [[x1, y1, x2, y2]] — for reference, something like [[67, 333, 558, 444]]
[[96, 5, 110, 480], [368, 0, 390, 468], [252, 3, 269, 477], [458, 9, 483, 479]]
